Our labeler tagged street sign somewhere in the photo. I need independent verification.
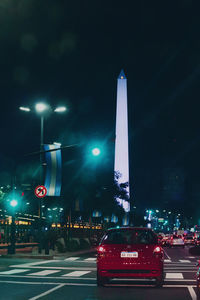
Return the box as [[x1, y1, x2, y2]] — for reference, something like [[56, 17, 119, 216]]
[[34, 185, 47, 198]]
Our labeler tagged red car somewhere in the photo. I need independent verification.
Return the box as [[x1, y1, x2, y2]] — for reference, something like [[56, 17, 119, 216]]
[[97, 227, 164, 287]]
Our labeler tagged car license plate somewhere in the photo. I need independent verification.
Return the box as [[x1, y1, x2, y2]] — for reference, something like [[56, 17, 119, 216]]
[[121, 251, 138, 258]]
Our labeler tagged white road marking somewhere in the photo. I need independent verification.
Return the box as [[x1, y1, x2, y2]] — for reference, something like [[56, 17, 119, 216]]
[[0, 269, 29, 275], [165, 273, 183, 279], [188, 286, 197, 300], [64, 257, 80, 261], [10, 265, 96, 271], [28, 284, 65, 300], [164, 259, 172, 263], [29, 270, 61, 276], [188, 257, 196, 259], [11, 260, 60, 268], [179, 260, 191, 263], [84, 258, 96, 262], [62, 271, 91, 277], [0, 279, 196, 288], [164, 250, 171, 260], [0, 274, 96, 280]]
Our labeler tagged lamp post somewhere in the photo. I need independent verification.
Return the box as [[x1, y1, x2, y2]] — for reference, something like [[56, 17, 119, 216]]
[[7, 199, 18, 254], [19, 103, 66, 253]]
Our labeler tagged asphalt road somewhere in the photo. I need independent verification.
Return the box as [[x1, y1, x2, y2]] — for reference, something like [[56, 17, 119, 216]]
[[0, 245, 199, 300]]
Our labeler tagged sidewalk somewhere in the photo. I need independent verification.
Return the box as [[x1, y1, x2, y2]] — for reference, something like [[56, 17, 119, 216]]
[[0, 246, 97, 260]]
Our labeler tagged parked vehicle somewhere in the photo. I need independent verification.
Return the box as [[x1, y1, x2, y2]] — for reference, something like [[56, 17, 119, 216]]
[[195, 236, 200, 247], [97, 227, 164, 287]]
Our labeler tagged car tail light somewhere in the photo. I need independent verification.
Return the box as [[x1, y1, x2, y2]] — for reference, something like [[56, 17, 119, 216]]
[[97, 246, 106, 258], [97, 246, 105, 253], [171, 237, 173, 240], [153, 246, 162, 254]]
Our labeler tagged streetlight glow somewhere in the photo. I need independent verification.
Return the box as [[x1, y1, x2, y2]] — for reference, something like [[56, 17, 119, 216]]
[[35, 103, 48, 113], [10, 200, 18, 207], [19, 106, 30, 112], [92, 148, 100, 156], [54, 106, 67, 112]]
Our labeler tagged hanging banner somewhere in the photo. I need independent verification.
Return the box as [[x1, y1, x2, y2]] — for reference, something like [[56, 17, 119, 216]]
[[122, 214, 129, 226], [111, 214, 118, 223], [92, 210, 102, 217], [44, 144, 62, 196], [104, 216, 110, 223]]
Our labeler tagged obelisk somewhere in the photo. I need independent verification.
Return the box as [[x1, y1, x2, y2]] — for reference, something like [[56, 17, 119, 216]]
[[114, 70, 130, 212]]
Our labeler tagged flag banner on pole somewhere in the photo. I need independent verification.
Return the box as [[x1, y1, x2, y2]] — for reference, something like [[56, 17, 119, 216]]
[[111, 214, 118, 223], [44, 144, 62, 196], [122, 214, 129, 226], [92, 210, 102, 217], [104, 216, 110, 223]]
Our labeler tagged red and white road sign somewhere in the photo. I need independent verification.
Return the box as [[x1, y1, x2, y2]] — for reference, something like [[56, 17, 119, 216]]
[[34, 185, 47, 198]]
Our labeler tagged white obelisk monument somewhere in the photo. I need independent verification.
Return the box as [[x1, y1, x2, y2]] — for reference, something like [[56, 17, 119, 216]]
[[114, 70, 130, 212]]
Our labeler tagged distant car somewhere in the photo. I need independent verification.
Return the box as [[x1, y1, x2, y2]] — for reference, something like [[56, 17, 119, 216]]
[[184, 236, 195, 245], [161, 234, 170, 246], [97, 227, 164, 287], [169, 235, 185, 248], [195, 237, 200, 247]]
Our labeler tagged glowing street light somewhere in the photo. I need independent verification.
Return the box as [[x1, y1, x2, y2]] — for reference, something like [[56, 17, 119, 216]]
[[54, 106, 67, 112], [10, 199, 18, 208], [35, 103, 49, 113], [19, 106, 30, 112]]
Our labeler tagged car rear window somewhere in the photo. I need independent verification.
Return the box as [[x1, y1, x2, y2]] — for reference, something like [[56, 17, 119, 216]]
[[101, 229, 158, 245]]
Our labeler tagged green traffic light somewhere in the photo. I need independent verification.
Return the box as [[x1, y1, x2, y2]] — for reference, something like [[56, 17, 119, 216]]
[[92, 148, 101, 156], [10, 199, 18, 207]]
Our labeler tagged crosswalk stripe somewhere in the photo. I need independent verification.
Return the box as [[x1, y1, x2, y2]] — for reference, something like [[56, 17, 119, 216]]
[[188, 257, 195, 259], [164, 259, 172, 263], [84, 258, 96, 262], [0, 269, 29, 275], [62, 271, 91, 277], [179, 260, 191, 263], [28, 270, 61, 276], [64, 257, 80, 261], [165, 273, 183, 279]]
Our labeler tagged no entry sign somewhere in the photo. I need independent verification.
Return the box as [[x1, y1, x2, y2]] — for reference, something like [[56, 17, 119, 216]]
[[34, 185, 47, 198]]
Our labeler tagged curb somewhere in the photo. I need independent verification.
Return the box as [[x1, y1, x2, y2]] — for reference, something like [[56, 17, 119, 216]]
[[0, 247, 97, 260], [0, 254, 54, 260], [53, 247, 97, 259]]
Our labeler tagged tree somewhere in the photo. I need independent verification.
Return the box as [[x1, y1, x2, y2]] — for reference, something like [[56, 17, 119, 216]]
[[92, 171, 130, 222]]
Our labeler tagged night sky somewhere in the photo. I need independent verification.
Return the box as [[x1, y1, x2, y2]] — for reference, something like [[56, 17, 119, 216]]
[[0, 1, 200, 216]]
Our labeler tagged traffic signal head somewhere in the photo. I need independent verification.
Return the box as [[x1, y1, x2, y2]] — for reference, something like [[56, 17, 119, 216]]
[[92, 148, 101, 156], [10, 199, 18, 207]]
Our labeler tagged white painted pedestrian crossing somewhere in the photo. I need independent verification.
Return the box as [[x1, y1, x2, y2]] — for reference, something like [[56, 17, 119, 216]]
[[84, 258, 96, 262], [0, 269, 29, 275], [62, 271, 91, 277], [164, 259, 172, 263], [166, 273, 183, 279], [64, 257, 80, 261], [179, 260, 191, 263], [29, 270, 61, 276]]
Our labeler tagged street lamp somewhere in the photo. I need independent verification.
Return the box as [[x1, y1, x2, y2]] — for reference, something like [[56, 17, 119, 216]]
[[19, 102, 67, 253]]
